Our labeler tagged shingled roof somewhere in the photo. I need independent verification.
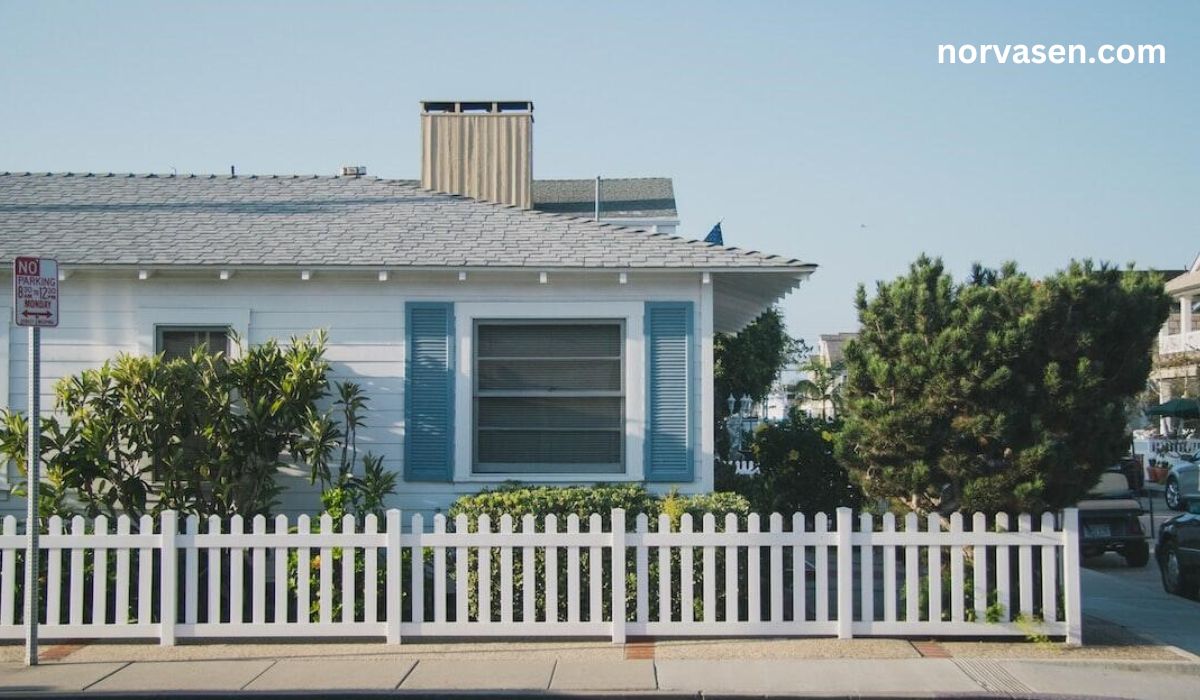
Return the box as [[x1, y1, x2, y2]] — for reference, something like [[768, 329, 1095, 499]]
[[0, 172, 803, 272], [532, 178, 677, 220]]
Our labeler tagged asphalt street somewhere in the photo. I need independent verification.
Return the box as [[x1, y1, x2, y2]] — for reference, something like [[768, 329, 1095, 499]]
[[1082, 488, 1200, 655]]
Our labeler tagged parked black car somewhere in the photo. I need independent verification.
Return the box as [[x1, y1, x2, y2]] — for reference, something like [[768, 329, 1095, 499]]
[[1157, 500, 1200, 599], [1077, 471, 1149, 567]]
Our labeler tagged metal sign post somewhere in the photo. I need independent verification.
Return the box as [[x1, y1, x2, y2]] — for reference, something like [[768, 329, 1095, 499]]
[[13, 256, 58, 667]]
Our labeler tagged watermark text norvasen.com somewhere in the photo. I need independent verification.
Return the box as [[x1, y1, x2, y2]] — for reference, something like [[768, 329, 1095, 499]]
[[938, 43, 1165, 65]]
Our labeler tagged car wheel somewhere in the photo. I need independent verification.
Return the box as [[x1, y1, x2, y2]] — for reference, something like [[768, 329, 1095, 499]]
[[1160, 542, 1200, 598], [1124, 541, 1150, 568], [1165, 477, 1183, 511]]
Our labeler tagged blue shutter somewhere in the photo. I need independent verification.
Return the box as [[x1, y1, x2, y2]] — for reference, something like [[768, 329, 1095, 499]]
[[405, 302, 455, 482], [644, 302, 694, 482]]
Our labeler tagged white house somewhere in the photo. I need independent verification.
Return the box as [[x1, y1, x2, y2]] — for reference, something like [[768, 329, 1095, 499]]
[[0, 101, 814, 517]]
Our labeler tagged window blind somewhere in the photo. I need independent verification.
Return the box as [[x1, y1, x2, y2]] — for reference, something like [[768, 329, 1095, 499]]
[[474, 321, 624, 474]]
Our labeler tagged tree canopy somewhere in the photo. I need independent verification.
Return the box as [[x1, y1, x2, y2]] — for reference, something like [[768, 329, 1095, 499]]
[[837, 256, 1170, 514], [714, 307, 803, 411]]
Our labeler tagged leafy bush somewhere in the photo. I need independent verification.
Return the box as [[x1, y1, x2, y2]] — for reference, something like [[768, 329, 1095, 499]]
[[0, 331, 394, 521], [717, 408, 863, 516]]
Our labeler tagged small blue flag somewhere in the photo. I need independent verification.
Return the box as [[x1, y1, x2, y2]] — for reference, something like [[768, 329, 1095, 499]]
[[704, 222, 723, 245]]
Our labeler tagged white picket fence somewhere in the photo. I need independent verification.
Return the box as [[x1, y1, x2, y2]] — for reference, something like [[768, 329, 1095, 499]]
[[0, 507, 1082, 645]]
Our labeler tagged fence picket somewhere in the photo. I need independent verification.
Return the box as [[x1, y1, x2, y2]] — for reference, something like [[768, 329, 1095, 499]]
[[882, 513, 896, 622], [610, 509, 626, 643], [972, 513, 987, 624], [454, 514, 468, 623], [70, 516, 86, 626], [995, 513, 1010, 622], [274, 514, 288, 624], [364, 514, 379, 624], [1041, 512, 1058, 622], [792, 513, 806, 623], [318, 514, 332, 625], [208, 516, 223, 624], [343, 514, 357, 624], [92, 516, 108, 626], [769, 513, 783, 622], [521, 514, 535, 623], [160, 511, 178, 645], [635, 513, 648, 624], [815, 513, 828, 623], [928, 513, 943, 624], [1, 517, 15, 625], [702, 513, 716, 622], [253, 515, 267, 625], [431, 514, 445, 623], [229, 515, 245, 625], [545, 514, 559, 623], [478, 515, 491, 623], [588, 513, 602, 623], [297, 515, 311, 625], [1018, 514, 1033, 617], [568, 514, 582, 623], [859, 512, 873, 624], [747, 514, 761, 623], [409, 514, 423, 624], [499, 514, 513, 624], [385, 510, 401, 643], [904, 513, 919, 622], [680, 513, 694, 624], [724, 513, 739, 623], [949, 513, 964, 622], [47, 516, 63, 625], [657, 513, 670, 623], [185, 515, 199, 625]]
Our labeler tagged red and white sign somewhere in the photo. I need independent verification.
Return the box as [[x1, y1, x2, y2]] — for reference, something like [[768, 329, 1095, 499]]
[[13, 257, 59, 328]]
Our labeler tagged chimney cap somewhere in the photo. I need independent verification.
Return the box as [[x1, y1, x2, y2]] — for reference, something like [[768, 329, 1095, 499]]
[[422, 100, 533, 115], [340, 165, 367, 177]]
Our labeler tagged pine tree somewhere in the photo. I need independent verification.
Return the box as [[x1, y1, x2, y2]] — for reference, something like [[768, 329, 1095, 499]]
[[838, 256, 1169, 514]]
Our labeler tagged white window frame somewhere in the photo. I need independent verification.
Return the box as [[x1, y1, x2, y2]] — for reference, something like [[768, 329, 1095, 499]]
[[454, 301, 645, 483], [135, 307, 250, 359]]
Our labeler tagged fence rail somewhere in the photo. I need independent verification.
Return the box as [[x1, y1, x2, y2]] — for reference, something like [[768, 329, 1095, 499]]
[[0, 507, 1081, 645]]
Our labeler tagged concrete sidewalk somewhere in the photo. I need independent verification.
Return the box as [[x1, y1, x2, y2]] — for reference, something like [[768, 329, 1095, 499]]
[[0, 639, 1197, 698]]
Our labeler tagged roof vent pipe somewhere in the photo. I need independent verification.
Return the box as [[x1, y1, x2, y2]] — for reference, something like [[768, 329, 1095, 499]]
[[595, 176, 601, 221]]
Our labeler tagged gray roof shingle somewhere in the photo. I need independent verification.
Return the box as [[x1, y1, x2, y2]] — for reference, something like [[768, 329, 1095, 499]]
[[532, 178, 677, 219], [0, 172, 809, 271]]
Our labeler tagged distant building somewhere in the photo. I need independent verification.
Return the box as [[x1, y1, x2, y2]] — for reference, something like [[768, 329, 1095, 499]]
[[1150, 258, 1200, 434], [764, 332, 858, 421]]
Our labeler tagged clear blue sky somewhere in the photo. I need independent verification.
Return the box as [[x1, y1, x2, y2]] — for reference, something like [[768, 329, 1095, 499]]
[[2, 1, 1196, 346]]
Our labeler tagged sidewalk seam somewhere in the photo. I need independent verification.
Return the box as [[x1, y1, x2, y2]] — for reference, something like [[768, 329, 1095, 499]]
[[652, 659, 660, 690], [545, 658, 558, 690], [79, 660, 131, 691], [240, 658, 278, 690], [395, 658, 419, 689]]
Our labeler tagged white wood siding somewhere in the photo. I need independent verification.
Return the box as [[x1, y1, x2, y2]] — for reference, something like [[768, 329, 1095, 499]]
[[0, 271, 712, 517]]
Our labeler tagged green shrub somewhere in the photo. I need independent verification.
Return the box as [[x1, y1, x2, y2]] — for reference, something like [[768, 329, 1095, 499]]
[[718, 408, 862, 516]]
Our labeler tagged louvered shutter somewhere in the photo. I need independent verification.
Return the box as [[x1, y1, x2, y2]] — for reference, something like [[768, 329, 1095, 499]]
[[404, 302, 455, 481], [644, 302, 694, 482]]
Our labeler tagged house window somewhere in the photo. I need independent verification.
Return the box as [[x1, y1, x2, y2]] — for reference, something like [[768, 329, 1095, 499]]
[[156, 326, 230, 360], [474, 320, 624, 474]]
